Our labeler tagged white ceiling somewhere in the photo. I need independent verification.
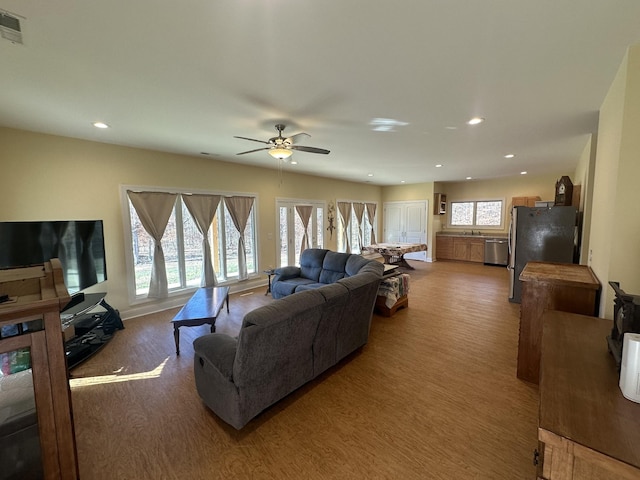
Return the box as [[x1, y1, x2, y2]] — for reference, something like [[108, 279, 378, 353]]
[[2, 1, 640, 186]]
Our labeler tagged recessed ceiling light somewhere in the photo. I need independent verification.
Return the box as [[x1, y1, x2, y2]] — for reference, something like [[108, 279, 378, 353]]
[[290, 160, 298, 165], [435, 164, 443, 168], [520, 171, 527, 175], [400, 180, 406, 184], [504, 154, 515, 159], [93, 122, 109, 129], [467, 117, 484, 125], [466, 176, 472, 180], [367, 173, 374, 177]]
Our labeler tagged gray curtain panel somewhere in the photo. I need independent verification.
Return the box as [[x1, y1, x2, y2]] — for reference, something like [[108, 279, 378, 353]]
[[224, 196, 255, 280]]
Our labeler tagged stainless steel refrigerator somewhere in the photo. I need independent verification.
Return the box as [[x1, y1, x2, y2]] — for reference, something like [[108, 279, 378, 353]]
[[508, 206, 578, 303]]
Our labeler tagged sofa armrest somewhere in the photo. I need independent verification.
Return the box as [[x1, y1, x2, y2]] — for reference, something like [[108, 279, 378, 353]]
[[193, 334, 238, 381], [274, 266, 301, 281]]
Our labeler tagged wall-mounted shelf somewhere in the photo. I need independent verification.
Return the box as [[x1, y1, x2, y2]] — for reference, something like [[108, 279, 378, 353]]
[[434, 193, 447, 215]]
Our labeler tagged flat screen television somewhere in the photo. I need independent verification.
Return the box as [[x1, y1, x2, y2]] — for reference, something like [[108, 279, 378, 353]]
[[0, 220, 107, 296]]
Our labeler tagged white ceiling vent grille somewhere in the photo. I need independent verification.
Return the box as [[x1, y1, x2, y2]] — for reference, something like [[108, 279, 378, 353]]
[[1, 11, 23, 44]]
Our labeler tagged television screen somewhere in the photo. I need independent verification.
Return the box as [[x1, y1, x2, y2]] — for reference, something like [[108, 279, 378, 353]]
[[0, 220, 107, 295]]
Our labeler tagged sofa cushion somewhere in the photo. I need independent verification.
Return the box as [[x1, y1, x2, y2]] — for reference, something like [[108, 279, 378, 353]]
[[298, 248, 328, 281], [336, 271, 383, 360], [272, 277, 316, 298], [319, 251, 349, 284], [313, 282, 350, 375], [295, 283, 326, 292], [345, 254, 371, 276], [233, 289, 325, 388], [193, 334, 237, 381]]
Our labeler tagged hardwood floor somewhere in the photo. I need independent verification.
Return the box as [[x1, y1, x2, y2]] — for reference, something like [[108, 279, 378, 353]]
[[69, 261, 539, 479]]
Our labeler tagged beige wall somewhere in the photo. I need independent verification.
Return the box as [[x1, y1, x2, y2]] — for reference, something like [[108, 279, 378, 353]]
[[0, 127, 381, 318], [435, 172, 566, 235], [589, 45, 640, 318], [573, 134, 597, 264]]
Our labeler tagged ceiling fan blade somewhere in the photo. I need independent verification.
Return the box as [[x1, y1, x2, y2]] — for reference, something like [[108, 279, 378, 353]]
[[290, 145, 330, 155], [236, 147, 270, 155], [234, 136, 271, 145]]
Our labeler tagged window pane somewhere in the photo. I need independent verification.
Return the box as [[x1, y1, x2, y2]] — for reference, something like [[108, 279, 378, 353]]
[[363, 210, 371, 247], [221, 202, 257, 278], [279, 206, 288, 267], [162, 210, 180, 289], [476, 201, 503, 226], [294, 210, 305, 264], [181, 201, 205, 288], [244, 207, 256, 273], [129, 200, 153, 296], [223, 205, 240, 278], [451, 202, 474, 226], [316, 207, 323, 248]]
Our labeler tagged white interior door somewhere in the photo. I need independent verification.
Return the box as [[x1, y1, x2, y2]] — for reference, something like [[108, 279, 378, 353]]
[[383, 200, 428, 261], [383, 204, 404, 243]]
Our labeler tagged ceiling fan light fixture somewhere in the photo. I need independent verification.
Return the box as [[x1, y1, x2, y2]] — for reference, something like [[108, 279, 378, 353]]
[[269, 147, 293, 160]]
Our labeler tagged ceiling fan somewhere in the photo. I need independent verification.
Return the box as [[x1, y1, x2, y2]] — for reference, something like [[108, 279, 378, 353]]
[[235, 124, 330, 160]]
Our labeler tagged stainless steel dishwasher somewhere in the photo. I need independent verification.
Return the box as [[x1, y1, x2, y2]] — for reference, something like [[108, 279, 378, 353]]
[[484, 238, 509, 266]]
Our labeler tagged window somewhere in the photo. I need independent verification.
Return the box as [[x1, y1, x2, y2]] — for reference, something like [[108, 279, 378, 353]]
[[450, 199, 504, 228], [336, 201, 377, 253], [276, 199, 324, 267], [124, 188, 258, 299]]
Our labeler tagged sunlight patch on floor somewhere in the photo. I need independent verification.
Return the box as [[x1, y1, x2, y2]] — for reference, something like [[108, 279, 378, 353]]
[[69, 357, 169, 388]]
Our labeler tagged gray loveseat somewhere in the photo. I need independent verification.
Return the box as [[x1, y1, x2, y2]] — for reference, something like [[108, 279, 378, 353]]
[[193, 254, 383, 429], [271, 248, 375, 299]]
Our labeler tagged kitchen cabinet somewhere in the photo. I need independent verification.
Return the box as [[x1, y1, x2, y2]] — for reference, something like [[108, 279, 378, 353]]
[[433, 193, 446, 215], [512, 196, 541, 207], [435, 235, 454, 260], [437, 235, 485, 263], [538, 310, 640, 479], [453, 237, 485, 263]]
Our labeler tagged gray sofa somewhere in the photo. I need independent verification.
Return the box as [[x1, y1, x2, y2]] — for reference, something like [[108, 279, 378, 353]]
[[193, 254, 383, 429], [271, 248, 375, 299]]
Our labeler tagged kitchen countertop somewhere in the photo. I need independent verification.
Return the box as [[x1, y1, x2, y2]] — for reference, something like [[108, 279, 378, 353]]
[[436, 232, 508, 239]]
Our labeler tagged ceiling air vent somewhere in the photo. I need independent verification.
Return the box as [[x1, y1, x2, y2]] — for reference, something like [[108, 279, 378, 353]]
[[1, 11, 23, 44]]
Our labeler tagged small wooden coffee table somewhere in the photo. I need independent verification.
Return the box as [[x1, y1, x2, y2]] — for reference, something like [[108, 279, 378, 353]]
[[171, 286, 230, 355]]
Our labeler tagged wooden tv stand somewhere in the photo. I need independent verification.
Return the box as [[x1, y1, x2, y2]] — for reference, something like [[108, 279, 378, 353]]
[[538, 310, 640, 479]]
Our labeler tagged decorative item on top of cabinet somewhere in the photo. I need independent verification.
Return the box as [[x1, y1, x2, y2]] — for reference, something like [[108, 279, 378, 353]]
[[554, 176, 574, 206], [434, 193, 446, 215]]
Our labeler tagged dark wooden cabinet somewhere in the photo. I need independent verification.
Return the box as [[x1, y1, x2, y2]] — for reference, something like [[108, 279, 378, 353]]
[[539, 311, 640, 479], [517, 262, 600, 384], [0, 260, 79, 479]]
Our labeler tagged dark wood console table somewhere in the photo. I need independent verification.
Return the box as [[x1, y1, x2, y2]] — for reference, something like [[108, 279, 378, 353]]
[[517, 262, 600, 384], [538, 310, 640, 479]]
